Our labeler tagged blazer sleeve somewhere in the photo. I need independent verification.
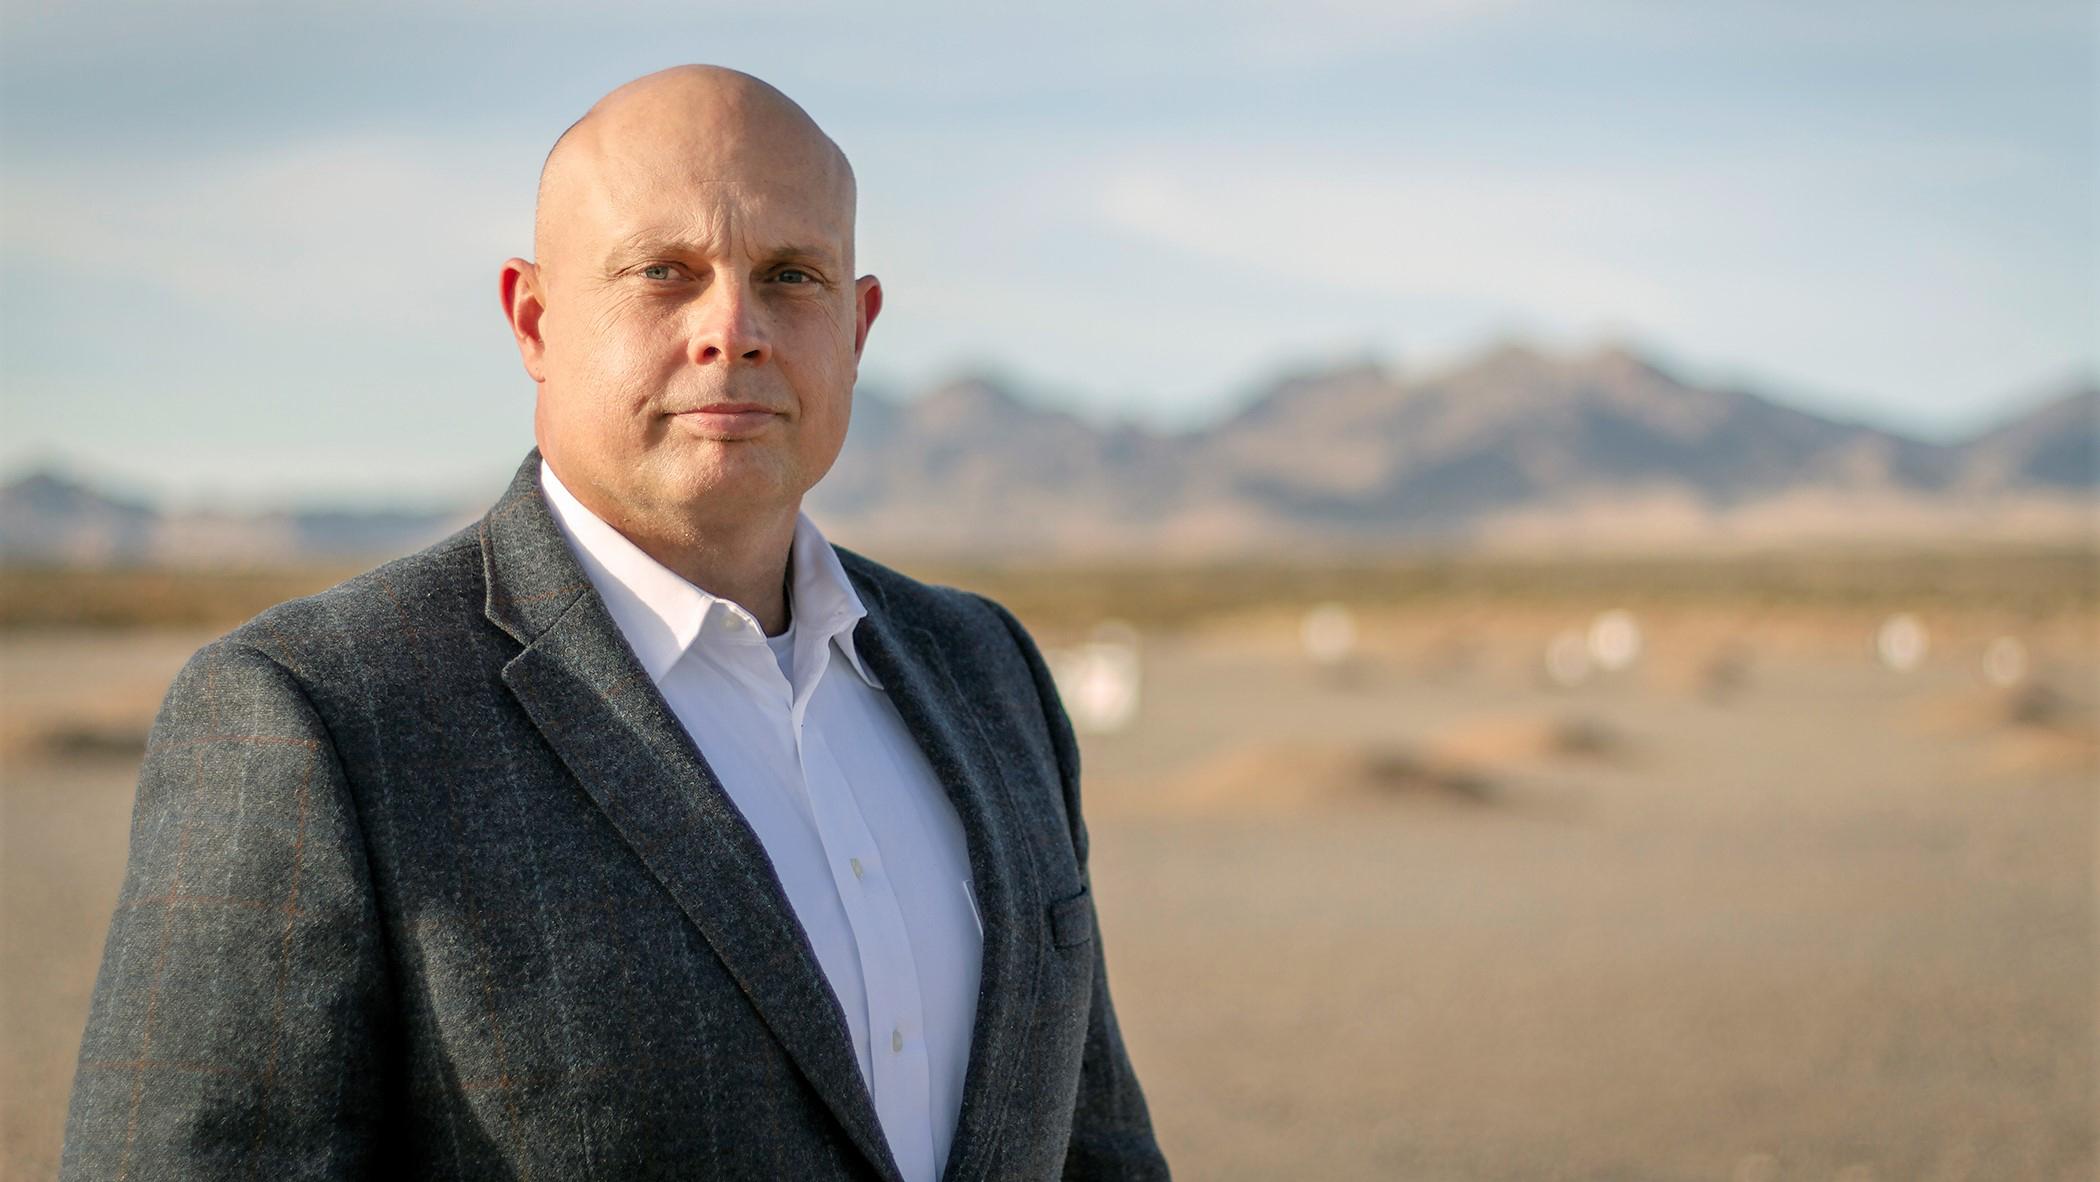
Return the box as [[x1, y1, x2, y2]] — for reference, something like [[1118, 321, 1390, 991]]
[[61, 639, 394, 1181], [976, 598, 1172, 1181]]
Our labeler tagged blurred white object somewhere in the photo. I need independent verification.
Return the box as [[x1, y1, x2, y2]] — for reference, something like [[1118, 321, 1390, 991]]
[[1090, 618, 1142, 651], [1875, 613, 1929, 672], [1587, 609, 1643, 672], [1545, 628, 1592, 687], [1301, 602, 1358, 667], [1051, 620, 1142, 734], [1981, 636, 2028, 687]]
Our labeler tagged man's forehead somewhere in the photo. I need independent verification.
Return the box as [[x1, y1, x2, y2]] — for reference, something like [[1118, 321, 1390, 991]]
[[602, 145, 846, 209], [534, 66, 855, 264], [581, 167, 850, 253], [590, 203, 850, 274]]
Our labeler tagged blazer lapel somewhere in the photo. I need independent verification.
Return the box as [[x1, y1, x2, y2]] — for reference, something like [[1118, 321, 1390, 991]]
[[478, 454, 904, 1182], [846, 585, 1047, 1182]]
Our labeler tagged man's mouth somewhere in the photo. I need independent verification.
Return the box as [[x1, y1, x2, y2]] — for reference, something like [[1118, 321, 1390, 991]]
[[671, 404, 783, 436]]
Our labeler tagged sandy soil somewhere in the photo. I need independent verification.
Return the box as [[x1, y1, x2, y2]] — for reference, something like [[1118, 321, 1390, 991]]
[[2, 612, 2092, 1180]]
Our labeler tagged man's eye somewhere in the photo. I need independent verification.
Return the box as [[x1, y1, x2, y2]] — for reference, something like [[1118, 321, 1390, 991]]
[[640, 264, 675, 280], [775, 269, 810, 284]]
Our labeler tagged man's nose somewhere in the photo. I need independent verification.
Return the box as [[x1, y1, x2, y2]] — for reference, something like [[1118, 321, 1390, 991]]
[[688, 278, 770, 365]]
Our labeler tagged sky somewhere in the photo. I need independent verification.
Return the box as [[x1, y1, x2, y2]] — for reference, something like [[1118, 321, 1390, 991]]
[[2, 0, 2093, 506]]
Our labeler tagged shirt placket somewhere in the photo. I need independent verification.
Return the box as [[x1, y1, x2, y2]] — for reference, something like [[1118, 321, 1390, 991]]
[[789, 654, 939, 1182]]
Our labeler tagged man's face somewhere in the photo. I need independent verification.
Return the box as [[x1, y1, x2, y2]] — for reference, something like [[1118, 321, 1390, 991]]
[[510, 111, 878, 541]]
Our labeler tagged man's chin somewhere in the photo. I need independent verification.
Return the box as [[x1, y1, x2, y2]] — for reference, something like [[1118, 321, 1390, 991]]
[[647, 452, 800, 514]]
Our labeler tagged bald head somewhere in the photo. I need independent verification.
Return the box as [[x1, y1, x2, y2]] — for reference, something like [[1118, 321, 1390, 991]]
[[533, 65, 857, 272], [498, 64, 883, 601]]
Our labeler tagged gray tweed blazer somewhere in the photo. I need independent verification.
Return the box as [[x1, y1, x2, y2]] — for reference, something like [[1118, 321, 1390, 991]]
[[62, 453, 1167, 1181]]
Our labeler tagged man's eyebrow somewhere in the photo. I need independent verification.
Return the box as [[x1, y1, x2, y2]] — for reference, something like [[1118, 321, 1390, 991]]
[[600, 238, 843, 273], [602, 237, 700, 271], [760, 246, 848, 279], [759, 244, 844, 270]]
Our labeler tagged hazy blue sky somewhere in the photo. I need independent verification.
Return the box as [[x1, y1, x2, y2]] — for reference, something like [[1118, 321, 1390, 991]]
[[3, 0, 2093, 504]]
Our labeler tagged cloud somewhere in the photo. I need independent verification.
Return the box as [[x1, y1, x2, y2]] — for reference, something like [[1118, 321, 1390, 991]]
[[1092, 155, 1686, 329], [3, 135, 536, 338], [5, 0, 1544, 104], [1066, 135, 2092, 430], [2, 0, 2089, 481]]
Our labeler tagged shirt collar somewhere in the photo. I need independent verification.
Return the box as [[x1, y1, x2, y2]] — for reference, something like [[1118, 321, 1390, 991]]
[[538, 460, 879, 689]]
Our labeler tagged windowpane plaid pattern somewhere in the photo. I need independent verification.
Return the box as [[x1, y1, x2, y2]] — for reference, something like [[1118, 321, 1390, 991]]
[[63, 452, 1167, 1182]]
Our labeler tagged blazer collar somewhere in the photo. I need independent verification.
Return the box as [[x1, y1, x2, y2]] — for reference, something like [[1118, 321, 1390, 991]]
[[479, 450, 593, 644]]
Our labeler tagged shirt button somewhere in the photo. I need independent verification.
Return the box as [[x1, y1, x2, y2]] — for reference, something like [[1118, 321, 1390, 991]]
[[721, 615, 743, 632], [850, 857, 864, 880], [891, 1028, 903, 1053]]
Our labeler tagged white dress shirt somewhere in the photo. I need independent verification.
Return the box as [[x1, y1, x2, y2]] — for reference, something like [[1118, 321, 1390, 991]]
[[539, 463, 982, 1182]]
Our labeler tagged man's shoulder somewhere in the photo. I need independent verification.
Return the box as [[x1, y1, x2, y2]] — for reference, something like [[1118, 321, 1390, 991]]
[[829, 543, 1061, 715], [830, 543, 1021, 643], [211, 519, 495, 682]]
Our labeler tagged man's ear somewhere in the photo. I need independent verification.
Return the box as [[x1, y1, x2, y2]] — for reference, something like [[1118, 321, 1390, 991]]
[[500, 258, 548, 383], [852, 274, 883, 359]]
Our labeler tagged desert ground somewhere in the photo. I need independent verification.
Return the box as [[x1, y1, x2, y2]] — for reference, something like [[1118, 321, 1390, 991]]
[[2, 554, 2093, 1180]]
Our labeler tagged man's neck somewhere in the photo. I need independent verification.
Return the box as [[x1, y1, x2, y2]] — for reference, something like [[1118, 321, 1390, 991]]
[[645, 515, 797, 637], [560, 473, 800, 636]]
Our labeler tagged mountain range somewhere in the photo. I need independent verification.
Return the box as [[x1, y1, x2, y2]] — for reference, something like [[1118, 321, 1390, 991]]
[[5, 344, 2093, 565], [808, 342, 2094, 556]]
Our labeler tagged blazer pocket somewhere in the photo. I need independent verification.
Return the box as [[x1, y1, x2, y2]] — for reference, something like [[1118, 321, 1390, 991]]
[[1048, 885, 1094, 948]]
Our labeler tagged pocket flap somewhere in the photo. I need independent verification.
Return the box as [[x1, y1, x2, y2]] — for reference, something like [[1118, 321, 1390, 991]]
[[1048, 886, 1094, 948]]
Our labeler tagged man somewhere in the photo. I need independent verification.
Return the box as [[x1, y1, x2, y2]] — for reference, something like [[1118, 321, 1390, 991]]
[[62, 66, 1167, 1181]]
